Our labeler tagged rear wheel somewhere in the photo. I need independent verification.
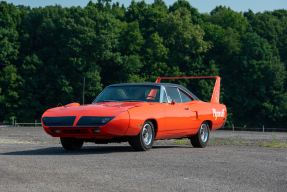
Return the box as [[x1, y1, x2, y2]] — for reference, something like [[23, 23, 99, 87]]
[[60, 137, 84, 151], [190, 121, 210, 148], [129, 120, 155, 151]]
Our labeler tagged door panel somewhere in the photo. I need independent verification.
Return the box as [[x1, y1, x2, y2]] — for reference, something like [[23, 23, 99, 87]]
[[163, 103, 195, 130]]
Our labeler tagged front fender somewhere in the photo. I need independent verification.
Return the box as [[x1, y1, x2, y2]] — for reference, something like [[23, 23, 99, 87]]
[[124, 103, 165, 136]]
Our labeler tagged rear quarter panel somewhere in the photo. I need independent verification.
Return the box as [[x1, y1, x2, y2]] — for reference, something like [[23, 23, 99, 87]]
[[190, 102, 227, 131]]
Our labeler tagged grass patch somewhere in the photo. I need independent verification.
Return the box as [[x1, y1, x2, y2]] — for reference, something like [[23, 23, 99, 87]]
[[171, 133, 287, 148], [264, 143, 287, 148], [209, 133, 287, 148], [173, 139, 190, 145], [263, 133, 287, 148]]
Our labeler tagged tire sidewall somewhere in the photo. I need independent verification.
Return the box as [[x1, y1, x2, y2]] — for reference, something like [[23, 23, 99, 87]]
[[60, 137, 83, 150], [198, 122, 209, 147], [140, 121, 155, 150]]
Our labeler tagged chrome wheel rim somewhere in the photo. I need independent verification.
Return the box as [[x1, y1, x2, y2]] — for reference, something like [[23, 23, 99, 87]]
[[142, 124, 152, 146], [200, 124, 208, 143]]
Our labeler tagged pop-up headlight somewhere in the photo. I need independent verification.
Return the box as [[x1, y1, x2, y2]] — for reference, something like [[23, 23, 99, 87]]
[[91, 117, 116, 125]]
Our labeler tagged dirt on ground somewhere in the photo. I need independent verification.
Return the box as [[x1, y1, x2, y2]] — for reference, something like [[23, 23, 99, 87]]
[[0, 127, 286, 192]]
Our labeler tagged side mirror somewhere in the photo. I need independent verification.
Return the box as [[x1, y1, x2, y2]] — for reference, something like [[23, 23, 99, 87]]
[[171, 100, 175, 105]]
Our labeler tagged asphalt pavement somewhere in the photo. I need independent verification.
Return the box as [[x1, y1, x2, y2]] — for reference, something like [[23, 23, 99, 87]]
[[0, 127, 286, 192]]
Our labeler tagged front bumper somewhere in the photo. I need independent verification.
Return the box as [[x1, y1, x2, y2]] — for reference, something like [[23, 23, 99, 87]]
[[42, 111, 131, 139]]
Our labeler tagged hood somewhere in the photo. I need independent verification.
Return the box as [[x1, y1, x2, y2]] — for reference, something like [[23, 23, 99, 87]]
[[43, 102, 149, 117]]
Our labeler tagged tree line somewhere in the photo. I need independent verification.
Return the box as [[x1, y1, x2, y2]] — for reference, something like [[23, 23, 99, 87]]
[[0, 0, 286, 128]]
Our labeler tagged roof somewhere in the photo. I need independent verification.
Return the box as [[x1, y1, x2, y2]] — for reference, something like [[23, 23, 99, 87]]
[[109, 82, 177, 87], [108, 82, 200, 100]]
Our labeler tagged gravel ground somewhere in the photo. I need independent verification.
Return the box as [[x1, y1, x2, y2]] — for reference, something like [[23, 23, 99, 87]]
[[0, 127, 286, 192]]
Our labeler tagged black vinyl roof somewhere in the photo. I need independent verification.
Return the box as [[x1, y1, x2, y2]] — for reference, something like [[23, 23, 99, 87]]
[[108, 82, 200, 100]]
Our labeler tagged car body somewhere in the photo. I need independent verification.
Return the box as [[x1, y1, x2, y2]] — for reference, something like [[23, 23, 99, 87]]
[[41, 76, 227, 151]]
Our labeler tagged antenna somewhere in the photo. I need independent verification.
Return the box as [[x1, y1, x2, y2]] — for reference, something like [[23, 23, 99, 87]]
[[83, 76, 85, 105]]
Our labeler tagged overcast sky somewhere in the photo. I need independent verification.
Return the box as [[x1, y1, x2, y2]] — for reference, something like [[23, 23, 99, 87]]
[[4, 0, 287, 13]]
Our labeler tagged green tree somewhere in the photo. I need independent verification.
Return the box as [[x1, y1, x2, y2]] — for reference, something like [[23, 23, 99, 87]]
[[244, 10, 287, 93], [141, 32, 168, 81], [158, 8, 210, 73], [17, 55, 43, 121], [208, 6, 250, 36], [169, 0, 202, 25], [0, 65, 22, 121], [111, 2, 126, 21], [87, 0, 112, 13], [119, 21, 144, 55], [245, 11, 283, 57], [126, 0, 168, 39], [16, 5, 104, 121], [224, 33, 287, 127], [0, 1, 21, 66]]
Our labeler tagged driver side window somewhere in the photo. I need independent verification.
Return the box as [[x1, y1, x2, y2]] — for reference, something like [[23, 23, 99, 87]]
[[165, 87, 181, 103]]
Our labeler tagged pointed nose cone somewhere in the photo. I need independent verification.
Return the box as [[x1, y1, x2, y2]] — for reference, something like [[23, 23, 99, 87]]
[[43, 101, 148, 118]]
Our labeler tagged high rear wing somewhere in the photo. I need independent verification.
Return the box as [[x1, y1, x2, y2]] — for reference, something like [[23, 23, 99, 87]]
[[155, 76, 221, 104]]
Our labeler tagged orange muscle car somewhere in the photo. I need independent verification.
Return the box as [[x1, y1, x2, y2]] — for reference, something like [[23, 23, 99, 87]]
[[41, 77, 227, 151]]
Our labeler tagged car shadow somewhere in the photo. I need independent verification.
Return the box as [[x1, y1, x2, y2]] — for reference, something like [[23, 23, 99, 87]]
[[152, 145, 192, 149], [1, 145, 192, 156], [1, 146, 134, 155]]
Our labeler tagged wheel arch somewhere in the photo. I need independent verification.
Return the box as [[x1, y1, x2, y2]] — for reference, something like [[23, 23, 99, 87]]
[[204, 120, 213, 130], [146, 119, 158, 137]]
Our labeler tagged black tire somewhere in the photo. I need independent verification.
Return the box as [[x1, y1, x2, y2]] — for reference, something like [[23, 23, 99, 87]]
[[129, 120, 155, 151], [60, 137, 84, 151], [190, 121, 210, 148]]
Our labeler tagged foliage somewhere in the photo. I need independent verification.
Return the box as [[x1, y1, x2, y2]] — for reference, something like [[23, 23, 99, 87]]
[[0, 1, 286, 127], [0, 1, 21, 65], [0, 65, 22, 121]]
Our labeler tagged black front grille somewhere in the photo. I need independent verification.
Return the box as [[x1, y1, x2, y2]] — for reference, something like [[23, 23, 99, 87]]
[[76, 116, 115, 126], [42, 116, 76, 126]]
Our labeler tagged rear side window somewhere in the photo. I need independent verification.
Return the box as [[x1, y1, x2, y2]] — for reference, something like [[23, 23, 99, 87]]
[[179, 89, 192, 103], [165, 87, 181, 103]]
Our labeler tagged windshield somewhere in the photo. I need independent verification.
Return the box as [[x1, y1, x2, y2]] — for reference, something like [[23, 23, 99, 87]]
[[94, 86, 161, 103]]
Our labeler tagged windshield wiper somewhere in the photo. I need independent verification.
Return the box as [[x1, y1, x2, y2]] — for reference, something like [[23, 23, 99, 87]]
[[100, 100, 118, 102]]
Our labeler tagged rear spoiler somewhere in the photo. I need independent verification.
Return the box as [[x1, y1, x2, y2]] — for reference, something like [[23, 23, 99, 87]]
[[155, 76, 221, 104]]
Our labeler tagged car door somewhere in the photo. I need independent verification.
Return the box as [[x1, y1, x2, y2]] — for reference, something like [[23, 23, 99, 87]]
[[163, 87, 196, 132], [178, 89, 201, 131]]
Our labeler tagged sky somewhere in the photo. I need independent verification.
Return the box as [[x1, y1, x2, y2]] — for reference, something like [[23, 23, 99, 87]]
[[3, 0, 287, 13]]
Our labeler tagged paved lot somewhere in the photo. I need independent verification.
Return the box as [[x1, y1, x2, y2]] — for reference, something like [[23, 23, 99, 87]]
[[0, 127, 286, 192]]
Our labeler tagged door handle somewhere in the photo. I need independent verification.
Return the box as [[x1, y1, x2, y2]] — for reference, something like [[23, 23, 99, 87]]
[[185, 108, 189, 111]]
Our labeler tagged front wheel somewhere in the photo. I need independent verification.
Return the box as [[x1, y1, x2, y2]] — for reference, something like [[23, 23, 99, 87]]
[[129, 120, 155, 151], [190, 121, 210, 148], [60, 137, 84, 151]]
